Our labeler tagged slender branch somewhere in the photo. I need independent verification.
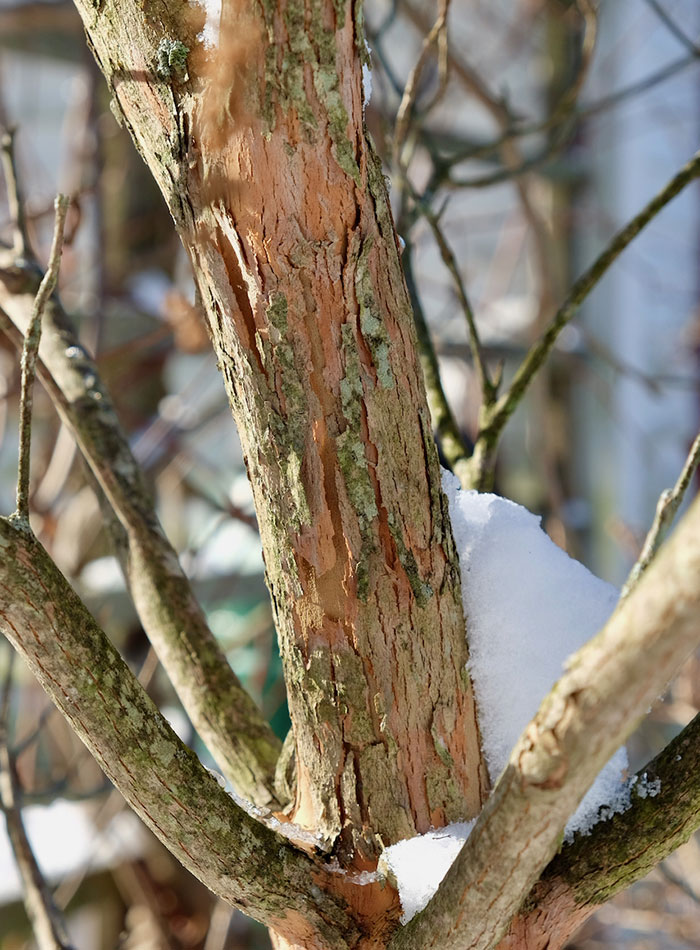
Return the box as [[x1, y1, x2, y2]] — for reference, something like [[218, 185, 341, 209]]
[[414, 196, 495, 406], [0, 151, 290, 811], [0, 129, 30, 258], [0, 647, 75, 950], [13, 194, 69, 522], [393, 0, 451, 166], [621, 432, 700, 600], [0, 150, 281, 810], [0, 277, 281, 807], [644, 0, 700, 56], [431, 52, 699, 176], [466, 149, 700, 490], [402, 243, 472, 487], [389, 493, 700, 950], [0, 517, 361, 949]]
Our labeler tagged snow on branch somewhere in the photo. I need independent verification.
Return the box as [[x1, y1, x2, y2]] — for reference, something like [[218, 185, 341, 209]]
[[389, 489, 700, 950]]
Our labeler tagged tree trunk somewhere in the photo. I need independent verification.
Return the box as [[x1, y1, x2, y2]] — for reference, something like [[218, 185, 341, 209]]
[[74, 0, 487, 875]]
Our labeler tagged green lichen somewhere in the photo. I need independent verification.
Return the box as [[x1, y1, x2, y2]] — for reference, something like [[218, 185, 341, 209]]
[[337, 322, 379, 599], [156, 38, 190, 81], [336, 432, 378, 528], [431, 723, 455, 767], [258, 294, 312, 530], [258, 0, 361, 180], [355, 240, 395, 388], [333, 651, 375, 746], [387, 513, 433, 606]]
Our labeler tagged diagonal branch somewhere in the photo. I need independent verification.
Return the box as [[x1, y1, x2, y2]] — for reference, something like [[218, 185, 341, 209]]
[[0, 126, 280, 808], [621, 431, 700, 600], [393, 0, 451, 167], [0, 268, 281, 807], [466, 149, 700, 489], [0, 516, 360, 949], [0, 149, 281, 808], [499, 709, 700, 949], [389, 493, 700, 950], [402, 243, 473, 487]]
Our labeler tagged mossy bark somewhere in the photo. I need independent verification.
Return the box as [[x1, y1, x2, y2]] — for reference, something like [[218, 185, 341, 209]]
[[70, 0, 488, 870], [0, 517, 360, 949], [498, 710, 700, 949]]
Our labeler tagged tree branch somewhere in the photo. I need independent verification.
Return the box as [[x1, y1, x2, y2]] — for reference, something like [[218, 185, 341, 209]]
[[401, 243, 473, 487], [389, 493, 700, 950], [0, 250, 281, 810], [12, 193, 69, 522], [0, 648, 76, 950], [467, 149, 700, 489], [0, 516, 361, 949], [498, 710, 700, 949], [621, 431, 700, 600]]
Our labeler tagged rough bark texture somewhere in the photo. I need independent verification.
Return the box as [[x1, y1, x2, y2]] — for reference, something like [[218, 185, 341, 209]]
[[71, 0, 488, 864]]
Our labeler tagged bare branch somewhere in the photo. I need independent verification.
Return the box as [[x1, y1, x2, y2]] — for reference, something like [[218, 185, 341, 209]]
[[402, 243, 472, 487], [0, 517, 361, 949], [621, 432, 700, 600], [467, 149, 700, 489], [644, 0, 700, 56], [501, 710, 700, 949], [393, 0, 451, 166], [389, 493, 700, 950], [414, 195, 495, 407], [13, 193, 69, 522], [0, 280, 281, 807], [0, 647, 75, 950], [0, 152, 281, 809], [0, 129, 30, 258]]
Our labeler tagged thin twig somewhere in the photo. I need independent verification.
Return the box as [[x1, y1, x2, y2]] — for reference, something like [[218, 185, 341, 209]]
[[466, 149, 700, 489], [0, 129, 30, 258], [434, 51, 698, 179], [13, 194, 69, 522], [0, 645, 75, 950], [402, 242, 472, 487], [393, 0, 451, 166], [644, 0, 700, 56], [414, 194, 495, 406], [621, 433, 700, 600]]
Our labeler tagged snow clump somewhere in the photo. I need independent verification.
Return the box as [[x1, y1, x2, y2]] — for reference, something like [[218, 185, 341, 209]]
[[379, 822, 475, 923], [381, 475, 634, 925]]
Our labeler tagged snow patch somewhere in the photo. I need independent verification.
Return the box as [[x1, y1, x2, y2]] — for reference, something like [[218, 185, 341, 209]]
[[441, 469, 626, 837], [196, 0, 222, 47], [362, 61, 373, 110], [379, 822, 475, 923]]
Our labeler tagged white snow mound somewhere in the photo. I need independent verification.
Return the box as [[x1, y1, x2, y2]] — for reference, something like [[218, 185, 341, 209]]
[[379, 822, 475, 923], [441, 469, 627, 837]]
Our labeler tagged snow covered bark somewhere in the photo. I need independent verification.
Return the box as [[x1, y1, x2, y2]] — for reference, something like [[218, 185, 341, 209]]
[[71, 0, 487, 865]]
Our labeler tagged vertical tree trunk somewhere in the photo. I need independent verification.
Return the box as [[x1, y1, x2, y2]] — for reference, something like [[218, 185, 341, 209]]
[[74, 0, 488, 874]]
